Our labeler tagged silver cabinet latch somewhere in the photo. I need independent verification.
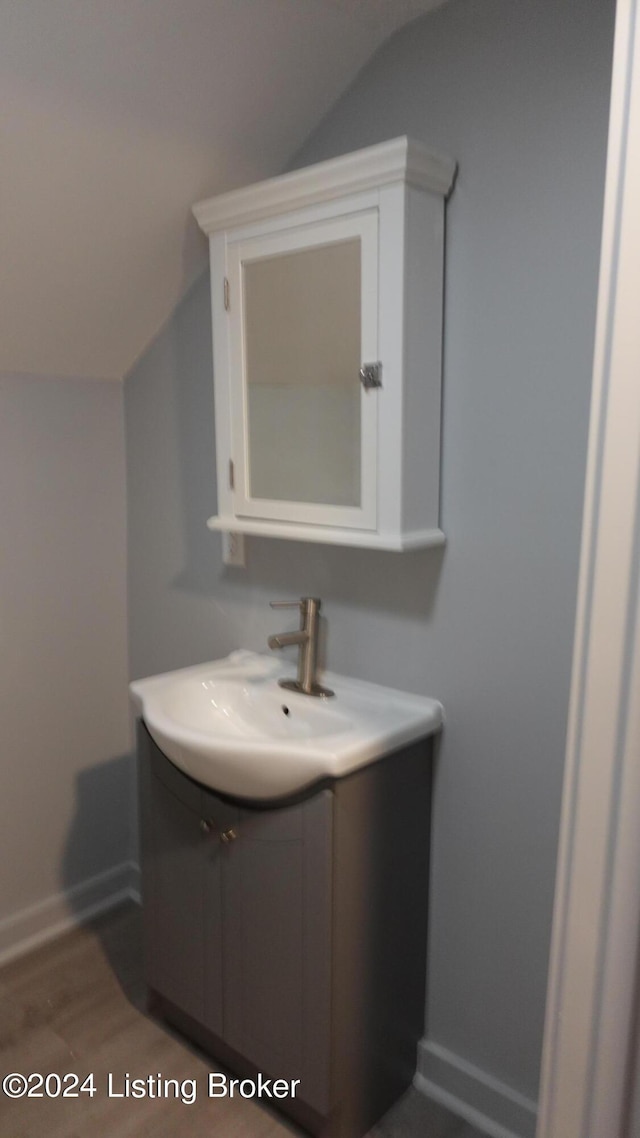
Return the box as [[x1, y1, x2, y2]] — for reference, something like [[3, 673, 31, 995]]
[[359, 362, 382, 390]]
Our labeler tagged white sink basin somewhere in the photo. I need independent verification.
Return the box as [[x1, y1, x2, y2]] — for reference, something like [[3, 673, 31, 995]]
[[130, 650, 443, 800]]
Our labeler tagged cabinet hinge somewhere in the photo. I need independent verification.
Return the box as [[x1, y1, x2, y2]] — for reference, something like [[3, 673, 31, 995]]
[[224, 277, 230, 311], [228, 459, 235, 490]]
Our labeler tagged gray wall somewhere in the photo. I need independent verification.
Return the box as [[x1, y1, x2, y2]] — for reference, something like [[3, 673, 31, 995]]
[[124, 0, 614, 1125], [0, 374, 132, 960]]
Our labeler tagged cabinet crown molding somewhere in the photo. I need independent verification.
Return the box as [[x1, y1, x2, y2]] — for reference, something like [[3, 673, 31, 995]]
[[193, 136, 457, 235]]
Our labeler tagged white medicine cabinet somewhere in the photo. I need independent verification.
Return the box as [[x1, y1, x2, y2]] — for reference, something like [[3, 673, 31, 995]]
[[193, 136, 456, 551]]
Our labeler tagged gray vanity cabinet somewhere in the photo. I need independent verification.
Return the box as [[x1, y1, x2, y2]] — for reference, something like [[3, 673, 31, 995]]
[[221, 789, 333, 1113], [138, 721, 433, 1138], [136, 741, 200, 1021], [138, 729, 228, 1035]]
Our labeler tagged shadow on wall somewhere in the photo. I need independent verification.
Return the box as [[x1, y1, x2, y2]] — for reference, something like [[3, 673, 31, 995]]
[[171, 270, 220, 598], [231, 538, 445, 620], [62, 753, 134, 920], [60, 752, 140, 994]]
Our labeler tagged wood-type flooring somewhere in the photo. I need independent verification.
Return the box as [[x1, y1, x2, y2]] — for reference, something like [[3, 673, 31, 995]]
[[0, 904, 484, 1138]]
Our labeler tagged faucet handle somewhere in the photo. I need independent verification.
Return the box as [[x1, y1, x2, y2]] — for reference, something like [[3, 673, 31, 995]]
[[270, 597, 321, 610]]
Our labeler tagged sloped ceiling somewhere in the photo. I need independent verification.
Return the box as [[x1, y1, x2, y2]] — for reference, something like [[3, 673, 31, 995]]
[[2, 0, 447, 381]]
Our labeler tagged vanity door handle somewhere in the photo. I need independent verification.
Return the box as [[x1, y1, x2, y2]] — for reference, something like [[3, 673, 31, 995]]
[[220, 828, 237, 843], [200, 818, 216, 835]]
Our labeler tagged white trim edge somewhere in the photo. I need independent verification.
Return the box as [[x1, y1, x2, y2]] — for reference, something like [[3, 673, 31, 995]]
[[536, 2, 640, 1136], [417, 1039, 537, 1138], [207, 514, 446, 551], [0, 861, 140, 968], [193, 137, 457, 234]]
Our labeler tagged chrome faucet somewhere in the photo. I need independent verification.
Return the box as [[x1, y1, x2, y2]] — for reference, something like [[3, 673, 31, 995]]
[[268, 597, 334, 698]]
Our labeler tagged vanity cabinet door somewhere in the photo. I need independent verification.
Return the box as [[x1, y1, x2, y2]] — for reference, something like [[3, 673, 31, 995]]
[[139, 726, 333, 1114], [201, 786, 239, 1039], [139, 726, 209, 1024], [140, 728, 238, 1037], [222, 790, 333, 1115]]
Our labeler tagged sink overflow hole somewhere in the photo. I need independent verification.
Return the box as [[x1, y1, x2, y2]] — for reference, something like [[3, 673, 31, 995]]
[[282, 706, 290, 716]]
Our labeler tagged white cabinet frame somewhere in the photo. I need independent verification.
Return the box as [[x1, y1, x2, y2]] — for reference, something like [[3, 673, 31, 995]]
[[194, 137, 457, 551], [227, 210, 379, 531]]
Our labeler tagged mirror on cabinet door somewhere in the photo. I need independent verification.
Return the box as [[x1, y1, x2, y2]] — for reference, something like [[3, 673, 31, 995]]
[[243, 238, 362, 508]]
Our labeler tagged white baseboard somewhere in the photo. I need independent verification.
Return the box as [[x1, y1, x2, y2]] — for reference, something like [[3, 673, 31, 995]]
[[416, 1039, 538, 1138], [0, 860, 140, 968]]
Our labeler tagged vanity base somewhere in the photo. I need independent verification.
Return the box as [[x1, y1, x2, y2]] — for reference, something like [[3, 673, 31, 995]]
[[150, 992, 327, 1136], [139, 725, 434, 1138]]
